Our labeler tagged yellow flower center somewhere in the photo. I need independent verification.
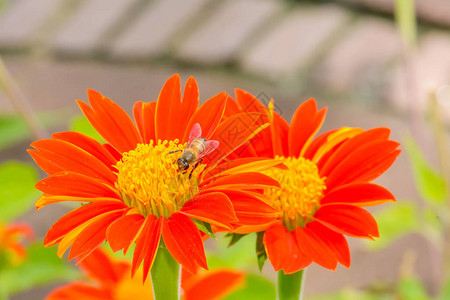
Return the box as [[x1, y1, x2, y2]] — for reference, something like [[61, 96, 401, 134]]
[[114, 140, 204, 217], [263, 156, 326, 231]]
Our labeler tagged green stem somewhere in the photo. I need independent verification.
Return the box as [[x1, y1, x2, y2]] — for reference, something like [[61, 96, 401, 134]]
[[151, 245, 180, 300], [277, 269, 305, 300]]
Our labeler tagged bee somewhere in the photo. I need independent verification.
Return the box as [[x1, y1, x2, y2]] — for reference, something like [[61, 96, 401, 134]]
[[169, 123, 219, 178]]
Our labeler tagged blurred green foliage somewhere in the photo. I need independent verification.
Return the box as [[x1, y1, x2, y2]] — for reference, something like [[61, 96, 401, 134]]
[[405, 136, 447, 205], [0, 115, 31, 151], [0, 243, 78, 296], [0, 161, 39, 221], [370, 202, 418, 250], [70, 115, 104, 142]]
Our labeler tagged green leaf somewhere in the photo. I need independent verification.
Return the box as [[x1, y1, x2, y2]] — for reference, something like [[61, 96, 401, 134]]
[[395, 0, 417, 49], [227, 233, 246, 247], [192, 219, 216, 239], [0, 243, 79, 295], [405, 136, 447, 205], [255, 232, 267, 272], [369, 202, 418, 250], [223, 274, 275, 300], [0, 161, 39, 221], [70, 115, 104, 142]]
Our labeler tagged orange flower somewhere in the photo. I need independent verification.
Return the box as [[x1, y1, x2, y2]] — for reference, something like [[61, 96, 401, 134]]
[[46, 248, 245, 300], [227, 90, 401, 273], [0, 222, 33, 265], [28, 75, 279, 280]]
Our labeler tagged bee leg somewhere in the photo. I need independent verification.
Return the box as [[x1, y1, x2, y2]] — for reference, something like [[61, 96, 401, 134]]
[[188, 158, 203, 179], [167, 149, 183, 156]]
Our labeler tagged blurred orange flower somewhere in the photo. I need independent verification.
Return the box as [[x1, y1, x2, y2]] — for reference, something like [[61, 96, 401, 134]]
[[227, 90, 401, 273], [0, 222, 33, 266], [46, 248, 245, 300], [29, 74, 279, 280]]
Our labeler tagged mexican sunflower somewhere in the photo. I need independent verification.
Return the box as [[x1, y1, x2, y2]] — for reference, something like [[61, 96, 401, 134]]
[[28, 74, 280, 281], [225, 90, 401, 273], [46, 248, 245, 300], [0, 221, 33, 266]]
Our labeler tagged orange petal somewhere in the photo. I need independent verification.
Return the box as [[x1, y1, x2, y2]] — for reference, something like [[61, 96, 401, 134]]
[[314, 205, 379, 239], [183, 92, 228, 142], [234, 89, 273, 155], [270, 109, 289, 157], [36, 172, 118, 198], [77, 89, 142, 153], [324, 140, 400, 190], [52, 131, 118, 171], [155, 75, 199, 141], [131, 215, 162, 282], [162, 213, 207, 274], [29, 139, 116, 184], [217, 190, 280, 226], [204, 112, 269, 168], [183, 269, 245, 300], [36, 195, 122, 210], [133, 101, 157, 144], [294, 225, 338, 270], [319, 127, 391, 176], [321, 183, 395, 207], [288, 98, 327, 157], [79, 248, 128, 284], [107, 214, 145, 254], [181, 192, 237, 230], [307, 221, 350, 268], [206, 157, 285, 179], [45, 283, 110, 300], [223, 95, 241, 118], [44, 201, 127, 247], [103, 143, 122, 161], [202, 172, 279, 191], [68, 210, 126, 262], [264, 223, 312, 273]]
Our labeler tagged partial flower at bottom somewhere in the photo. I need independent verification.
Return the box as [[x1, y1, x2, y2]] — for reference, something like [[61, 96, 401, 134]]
[[46, 248, 245, 300]]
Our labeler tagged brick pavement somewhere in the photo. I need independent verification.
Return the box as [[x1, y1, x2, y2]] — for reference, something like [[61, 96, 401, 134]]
[[0, 0, 450, 114]]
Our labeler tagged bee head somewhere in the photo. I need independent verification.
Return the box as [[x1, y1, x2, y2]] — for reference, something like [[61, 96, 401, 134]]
[[177, 158, 190, 172]]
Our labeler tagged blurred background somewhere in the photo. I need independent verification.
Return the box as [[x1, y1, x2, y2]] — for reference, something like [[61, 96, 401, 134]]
[[1, 0, 450, 299]]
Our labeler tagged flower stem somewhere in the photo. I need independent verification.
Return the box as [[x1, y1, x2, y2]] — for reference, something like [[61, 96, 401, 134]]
[[151, 245, 180, 300], [277, 269, 305, 300]]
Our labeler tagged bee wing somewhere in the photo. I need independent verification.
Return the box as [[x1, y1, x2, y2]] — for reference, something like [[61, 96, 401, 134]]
[[198, 140, 219, 159], [188, 123, 202, 146]]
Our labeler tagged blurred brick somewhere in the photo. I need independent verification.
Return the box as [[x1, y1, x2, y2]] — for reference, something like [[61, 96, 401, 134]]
[[339, 0, 450, 27], [315, 18, 401, 92], [111, 0, 210, 59], [0, 0, 65, 49], [51, 0, 139, 55], [176, 0, 280, 65], [387, 32, 450, 114], [240, 5, 350, 80]]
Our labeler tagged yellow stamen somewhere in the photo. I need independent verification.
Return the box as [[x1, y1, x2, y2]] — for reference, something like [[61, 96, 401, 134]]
[[263, 156, 326, 231], [114, 140, 204, 217]]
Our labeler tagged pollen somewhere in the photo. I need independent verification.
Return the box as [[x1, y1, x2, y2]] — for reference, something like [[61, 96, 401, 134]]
[[263, 156, 326, 231], [114, 140, 204, 217]]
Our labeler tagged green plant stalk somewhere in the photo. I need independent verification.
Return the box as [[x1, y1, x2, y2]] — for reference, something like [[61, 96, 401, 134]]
[[429, 93, 450, 292], [151, 245, 180, 300], [277, 269, 305, 300], [394, 0, 417, 50]]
